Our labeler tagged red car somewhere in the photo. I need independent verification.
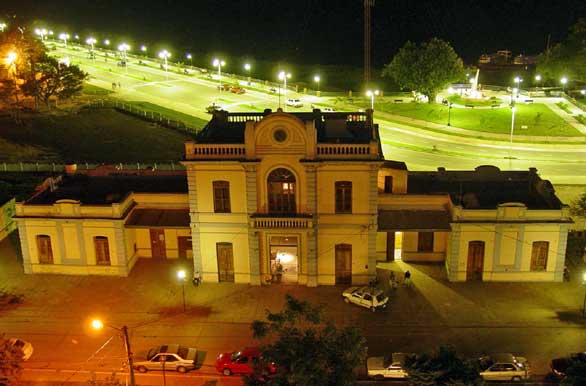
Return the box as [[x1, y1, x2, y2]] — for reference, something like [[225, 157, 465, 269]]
[[230, 86, 246, 94], [215, 347, 276, 376]]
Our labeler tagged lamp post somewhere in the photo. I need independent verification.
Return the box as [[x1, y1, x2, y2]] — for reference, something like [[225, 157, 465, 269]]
[[118, 43, 130, 71], [447, 101, 452, 127], [509, 105, 516, 161], [535, 74, 542, 88], [86, 37, 96, 52], [91, 319, 136, 386], [244, 63, 251, 85], [314, 75, 321, 97], [0, 22, 6, 32], [159, 49, 171, 78], [186, 53, 193, 67], [561, 76, 568, 94], [513, 76, 522, 102], [59, 33, 69, 47], [278, 71, 291, 109], [177, 269, 187, 312], [213, 58, 225, 90], [104, 39, 110, 47], [581, 90, 586, 99], [366, 89, 379, 110], [35, 28, 48, 41]]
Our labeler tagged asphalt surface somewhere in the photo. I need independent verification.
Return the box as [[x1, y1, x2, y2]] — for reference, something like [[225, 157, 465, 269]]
[[51, 44, 586, 185]]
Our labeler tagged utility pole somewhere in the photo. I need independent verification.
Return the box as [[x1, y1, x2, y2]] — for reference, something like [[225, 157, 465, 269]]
[[121, 326, 137, 386], [364, 0, 375, 84]]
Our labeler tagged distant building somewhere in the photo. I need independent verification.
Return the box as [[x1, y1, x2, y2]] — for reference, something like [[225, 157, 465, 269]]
[[14, 109, 572, 283], [478, 50, 536, 67]]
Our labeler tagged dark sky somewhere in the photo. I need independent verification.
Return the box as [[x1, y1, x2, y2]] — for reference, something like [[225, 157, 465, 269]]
[[4, 0, 586, 66]]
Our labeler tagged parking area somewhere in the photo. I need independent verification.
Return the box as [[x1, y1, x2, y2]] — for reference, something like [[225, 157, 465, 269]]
[[1, 233, 585, 381]]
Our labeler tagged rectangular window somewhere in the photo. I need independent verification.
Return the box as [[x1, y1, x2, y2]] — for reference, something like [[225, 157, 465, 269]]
[[37, 235, 53, 264], [94, 236, 111, 266], [417, 232, 434, 252], [384, 176, 393, 193], [213, 181, 231, 213], [335, 181, 352, 214], [531, 241, 549, 271]]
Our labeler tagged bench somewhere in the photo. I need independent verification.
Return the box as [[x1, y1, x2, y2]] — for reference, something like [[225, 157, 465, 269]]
[[394, 99, 403, 103]]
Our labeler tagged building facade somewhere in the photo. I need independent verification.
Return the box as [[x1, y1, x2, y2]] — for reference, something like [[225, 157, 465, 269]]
[[13, 109, 572, 283]]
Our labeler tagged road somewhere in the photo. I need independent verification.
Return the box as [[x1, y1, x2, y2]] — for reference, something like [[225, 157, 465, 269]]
[[51, 44, 586, 184]]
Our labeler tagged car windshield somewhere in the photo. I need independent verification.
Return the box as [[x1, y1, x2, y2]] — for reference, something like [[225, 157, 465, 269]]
[[230, 351, 242, 361], [376, 294, 386, 302]]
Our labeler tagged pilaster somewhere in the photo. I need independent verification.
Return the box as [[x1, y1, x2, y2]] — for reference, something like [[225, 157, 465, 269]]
[[305, 164, 318, 286], [367, 166, 378, 279], [245, 164, 261, 285], [554, 224, 569, 282], [16, 221, 32, 274], [186, 166, 203, 275]]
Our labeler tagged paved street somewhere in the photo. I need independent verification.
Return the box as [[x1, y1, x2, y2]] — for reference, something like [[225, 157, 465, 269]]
[[51, 45, 586, 185], [1, 234, 586, 385]]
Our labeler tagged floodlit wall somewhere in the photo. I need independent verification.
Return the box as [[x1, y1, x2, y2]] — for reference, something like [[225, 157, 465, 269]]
[[401, 231, 448, 262], [317, 227, 371, 285]]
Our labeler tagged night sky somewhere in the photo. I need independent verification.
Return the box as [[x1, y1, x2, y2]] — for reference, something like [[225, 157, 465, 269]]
[[4, 0, 586, 67]]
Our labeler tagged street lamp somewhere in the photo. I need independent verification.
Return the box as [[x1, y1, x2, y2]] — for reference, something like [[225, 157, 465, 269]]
[[159, 49, 171, 78], [91, 319, 136, 386], [104, 39, 110, 46], [314, 75, 321, 97], [244, 63, 251, 85], [177, 269, 187, 312], [366, 89, 380, 110], [581, 90, 586, 99], [0, 22, 6, 32], [118, 43, 130, 60], [513, 76, 522, 101], [278, 71, 292, 109], [186, 53, 193, 67], [35, 28, 48, 40], [447, 101, 452, 127], [561, 76, 568, 93], [59, 33, 70, 46], [535, 74, 542, 88], [213, 58, 225, 89], [86, 37, 96, 51], [509, 105, 516, 161]]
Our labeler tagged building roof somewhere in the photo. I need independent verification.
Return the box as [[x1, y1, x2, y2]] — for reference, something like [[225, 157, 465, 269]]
[[194, 109, 377, 144], [381, 160, 408, 171], [0, 173, 53, 205], [25, 173, 188, 205], [407, 166, 563, 210], [125, 209, 190, 228], [378, 210, 452, 231]]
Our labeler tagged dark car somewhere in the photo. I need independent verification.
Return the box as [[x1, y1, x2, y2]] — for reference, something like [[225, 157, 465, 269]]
[[551, 352, 586, 378], [217, 84, 231, 91]]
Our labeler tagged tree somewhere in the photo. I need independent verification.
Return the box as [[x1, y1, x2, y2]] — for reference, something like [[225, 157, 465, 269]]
[[570, 192, 586, 218], [383, 38, 464, 103], [405, 346, 482, 386], [537, 19, 586, 83], [0, 336, 24, 386], [244, 294, 367, 386], [561, 361, 586, 386], [87, 372, 122, 386], [22, 55, 88, 107]]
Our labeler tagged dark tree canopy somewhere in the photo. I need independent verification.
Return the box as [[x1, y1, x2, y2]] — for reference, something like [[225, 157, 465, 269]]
[[537, 18, 586, 83], [570, 191, 586, 218], [0, 336, 24, 386], [245, 294, 367, 386], [561, 360, 586, 386], [405, 346, 482, 386], [383, 38, 464, 103]]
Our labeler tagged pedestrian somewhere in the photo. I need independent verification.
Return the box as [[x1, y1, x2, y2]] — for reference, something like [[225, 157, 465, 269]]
[[117, 82, 121, 89], [389, 271, 397, 290], [112, 82, 116, 90], [192, 271, 201, 287], [404, 270, 411, 287]]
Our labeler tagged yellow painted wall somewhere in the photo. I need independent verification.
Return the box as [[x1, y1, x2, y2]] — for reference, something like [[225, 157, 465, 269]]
[[317, 227, 370, 285], [81, 222, 119, 266], [193, 165, 247, 215], [317, 165, 373, 215], [402, 231, 447, 262], [199, 224, 250, 283], [377, 168, 408, 194]]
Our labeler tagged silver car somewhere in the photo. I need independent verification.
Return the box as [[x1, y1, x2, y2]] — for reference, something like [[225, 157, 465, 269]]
[[479, 353, 530, 382], [367, 352, 414, 379], [342, 286, 388, 311], [134, 344, 197, 373]]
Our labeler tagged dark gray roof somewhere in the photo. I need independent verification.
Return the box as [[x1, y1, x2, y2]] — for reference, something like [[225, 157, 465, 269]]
[[378, 210, 452, 231], [126, 209, 190, 227], [195, 109, 377, 144], [381, 160, 408, 171], [407, 166, 563, 210], [26, 173, 188, 205]]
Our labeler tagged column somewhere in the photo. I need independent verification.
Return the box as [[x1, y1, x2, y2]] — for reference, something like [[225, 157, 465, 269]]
[[554, 224, 569, 282], [305, 164, 318, 286], [113, 222, 128, 276], [245, 164, 261, 285], [16, 221, 32, 274], [186, 166, 203, 275], [367, 166, 378, 280]]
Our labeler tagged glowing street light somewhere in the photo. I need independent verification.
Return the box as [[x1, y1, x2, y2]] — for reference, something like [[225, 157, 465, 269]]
[[104, 39, 110, 46], [140, 45, 147, 52], [177, 269, 187, 312], [0, 22, 6, 32], [314, 75, 321, 97], [186, 53, 193, 67], [366, 89, 380, 110], [244, 63, 251, 84], [535, 74, 542, 88], [581, 90, 586, 99], [91, 319, 136, 386], [59, 33, 70, 46], [35, 28, 48, 40], [509, 105, 516, 161], [561, 76, 568, 93], [278, 70, 292, 109], [213, 58, 226, 89], [159, 49, 171, 78], [512, 76, 522, 101], [118, 43, 130, 59], [4, 52, 17, 66], [86, 37, 96, 51]]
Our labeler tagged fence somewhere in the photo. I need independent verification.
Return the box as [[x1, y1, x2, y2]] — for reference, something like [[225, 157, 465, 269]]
[[0, 162, 186, 173], [87, 99, 201, 135]]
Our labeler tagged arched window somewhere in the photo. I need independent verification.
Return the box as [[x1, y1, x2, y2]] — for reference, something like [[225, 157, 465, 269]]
[[36, 235, 53, 264], [268, 168, 296, 214], [94, 236, 111, 266]]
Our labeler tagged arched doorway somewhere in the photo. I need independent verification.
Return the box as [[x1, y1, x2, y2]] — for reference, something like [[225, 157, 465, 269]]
[[268, 168, 296, 214], [466, 241, 485, 281]]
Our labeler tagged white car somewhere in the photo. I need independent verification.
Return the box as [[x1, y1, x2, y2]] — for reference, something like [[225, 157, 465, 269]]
[[478, 353, 530, 382], [134, 344, 197, 373], [8, 338, 33, 361], [367, 353, 414, 379], [286, 98, 303, 107], [342, 286, 388, 311], [322, 107, 335, 112]]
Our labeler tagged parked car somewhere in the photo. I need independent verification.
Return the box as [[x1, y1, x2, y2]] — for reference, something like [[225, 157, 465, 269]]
[[342, 286, 388, 311], [367, 352, 414, 379], [134, 344, 197, 373], [322, 107, 335, 112], [478, 353, 530, 382], [8, 338, 33, 361], [268, 87, 277, 94], [217, 84, 231, 91], [551, 352, 586, 378], [117, 60, 127, 67], [216, 347, 276, 376], [206, 103, 223, 114], [230, 86, 246, 94], [286, 98, 303, 108]]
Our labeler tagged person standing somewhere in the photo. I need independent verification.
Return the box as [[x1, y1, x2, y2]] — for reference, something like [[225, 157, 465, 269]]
[[404, 270, 411, 287], [192, 271, 201, 287], [389, 271, 397, 290]]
